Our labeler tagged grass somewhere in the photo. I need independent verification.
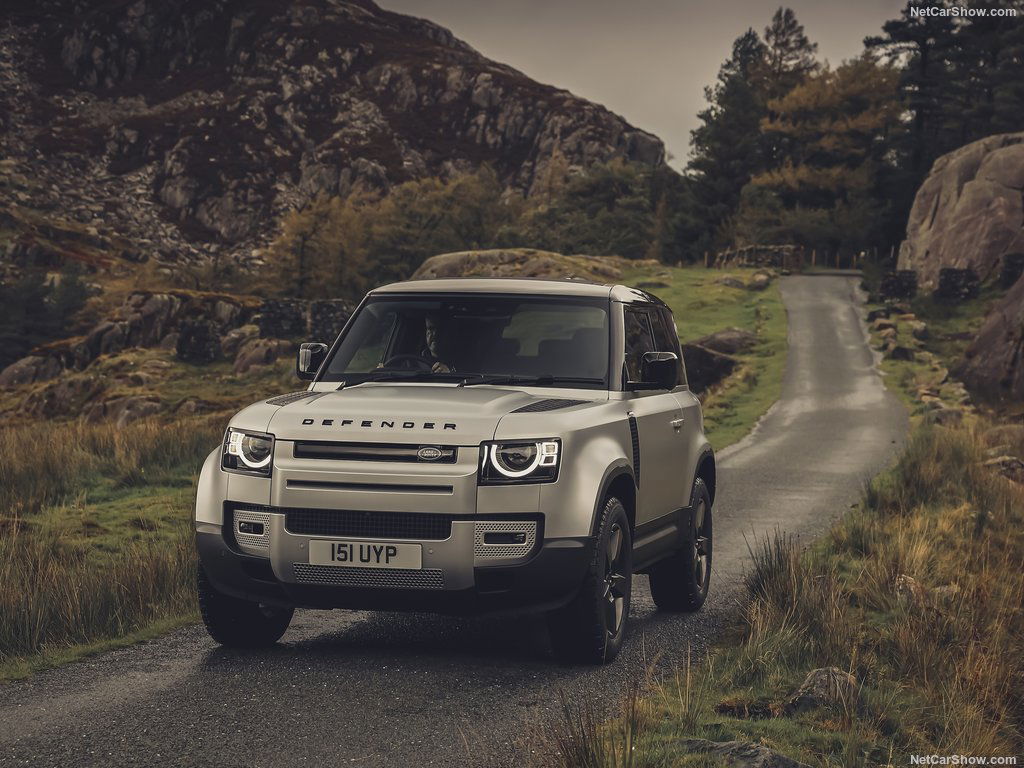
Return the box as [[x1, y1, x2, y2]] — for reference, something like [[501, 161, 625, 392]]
[[536, 421, 1024, 766], [0, 416, 223, 678], [624, 265, 788, 449]]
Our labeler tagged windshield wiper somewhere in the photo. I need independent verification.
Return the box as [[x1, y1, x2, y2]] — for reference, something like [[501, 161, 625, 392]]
[[338, 370, 467, 388], [458, 374, 604, 387]]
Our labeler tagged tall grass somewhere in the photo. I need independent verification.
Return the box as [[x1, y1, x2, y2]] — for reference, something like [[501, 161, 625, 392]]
[[0, 518, 197, 660], [0, 416, 223, 667], [542, 420, 1024, 765], [0, 415, 224, 515]]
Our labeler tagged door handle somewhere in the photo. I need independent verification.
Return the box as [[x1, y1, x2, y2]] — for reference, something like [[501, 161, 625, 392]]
[[670, 417, 685, 430]]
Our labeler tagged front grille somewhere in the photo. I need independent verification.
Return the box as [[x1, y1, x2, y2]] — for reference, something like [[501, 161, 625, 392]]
[[282, 507, 454, 540], [293, 441, 458, 463], [292, 564, 445, 589]]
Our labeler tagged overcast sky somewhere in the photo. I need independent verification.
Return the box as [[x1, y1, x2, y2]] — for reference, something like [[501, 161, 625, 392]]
[[381, 0, 905, 169]]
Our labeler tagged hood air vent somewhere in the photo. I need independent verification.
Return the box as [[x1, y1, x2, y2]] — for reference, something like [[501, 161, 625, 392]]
[[512, 398, 590, 413]]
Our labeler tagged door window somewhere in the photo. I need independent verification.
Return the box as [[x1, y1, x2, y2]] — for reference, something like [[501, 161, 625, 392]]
[[651, 309, 686, 387], [623, 307, 656, 382]]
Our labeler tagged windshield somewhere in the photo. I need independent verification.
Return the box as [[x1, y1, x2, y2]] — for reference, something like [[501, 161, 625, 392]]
[[320, 293, 610, 389]]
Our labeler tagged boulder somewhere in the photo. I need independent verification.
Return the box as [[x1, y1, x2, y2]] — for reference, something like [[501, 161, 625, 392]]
[[220, 324, 260, 359], [784, 667, 858, 714], [748, 271, 772, 291], [673, 739, 810, 768], [692, 328, 757, 356], [866, 307, 891, 322], [714, 276, 746, 290], [24, 374, 106, 418], [233, 338, 293, 374], [955, 275, 1024, 401], [0, 355, 63, 387], [682, 343, 738, 393], [898, 133, 1024, 291], [910, 321, 930, 341]]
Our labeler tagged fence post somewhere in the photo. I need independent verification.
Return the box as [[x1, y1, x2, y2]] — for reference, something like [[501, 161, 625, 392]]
[[811, 249, 816, 267]]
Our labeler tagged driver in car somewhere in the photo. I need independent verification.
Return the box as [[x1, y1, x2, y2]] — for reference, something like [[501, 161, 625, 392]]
[[423, 314, 453, 373]]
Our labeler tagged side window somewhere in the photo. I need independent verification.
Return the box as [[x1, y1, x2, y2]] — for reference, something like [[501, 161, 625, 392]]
[[651, 308, 686, 387], [623, 307, 655, 382]]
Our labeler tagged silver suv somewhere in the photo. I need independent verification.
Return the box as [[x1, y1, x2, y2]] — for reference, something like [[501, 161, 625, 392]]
[[195, 278, 715, 664]]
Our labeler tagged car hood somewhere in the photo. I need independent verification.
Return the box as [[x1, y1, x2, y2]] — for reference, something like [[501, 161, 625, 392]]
[[265, 384, 562, 444]]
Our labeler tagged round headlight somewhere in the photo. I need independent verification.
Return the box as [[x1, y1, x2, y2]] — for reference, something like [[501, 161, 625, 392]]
[[491, 443, 540, 477], [239, 434, 273, 468]]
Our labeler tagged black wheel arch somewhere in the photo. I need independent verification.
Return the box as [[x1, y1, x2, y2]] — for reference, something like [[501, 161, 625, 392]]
[[590, 463, 636, 538]]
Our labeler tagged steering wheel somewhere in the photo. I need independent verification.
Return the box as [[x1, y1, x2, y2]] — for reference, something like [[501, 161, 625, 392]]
[[381, 353, 434, 371]]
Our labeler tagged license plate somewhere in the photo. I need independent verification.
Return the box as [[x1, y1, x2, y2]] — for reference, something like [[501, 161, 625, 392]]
[[308, 539, 422, 570]]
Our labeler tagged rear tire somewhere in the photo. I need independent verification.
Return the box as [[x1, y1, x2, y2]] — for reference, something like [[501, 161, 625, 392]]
[[547, 496, 633, 665], [198, 565, 293, 647], [648, 478, 712, 612]]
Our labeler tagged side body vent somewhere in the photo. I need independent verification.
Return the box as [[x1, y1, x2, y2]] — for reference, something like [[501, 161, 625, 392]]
[[512, 399, 590, 413], [627, 414, 640, 487], [267, 391, 318, 406]]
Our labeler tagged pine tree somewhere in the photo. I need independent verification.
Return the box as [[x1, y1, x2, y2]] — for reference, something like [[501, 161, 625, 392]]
[[763, 7, 819, 100], [687, 29, 769, 256]]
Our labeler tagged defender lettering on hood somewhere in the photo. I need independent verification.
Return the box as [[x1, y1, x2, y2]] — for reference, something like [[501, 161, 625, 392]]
[[299, 418, 456, 430]]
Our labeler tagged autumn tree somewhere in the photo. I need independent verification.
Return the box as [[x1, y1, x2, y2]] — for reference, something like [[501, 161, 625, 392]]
[[735, 55, 903, 253]]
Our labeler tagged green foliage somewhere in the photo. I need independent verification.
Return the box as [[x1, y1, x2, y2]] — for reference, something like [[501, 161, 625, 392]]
[[500, 160, 689, 262], [0, 264, 88, 369], [260, 161, 697, 295]]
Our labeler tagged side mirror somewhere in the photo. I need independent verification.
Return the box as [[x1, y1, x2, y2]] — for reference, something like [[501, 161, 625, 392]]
[[635, 351, 678, 390], [296, 342, 328, 381]]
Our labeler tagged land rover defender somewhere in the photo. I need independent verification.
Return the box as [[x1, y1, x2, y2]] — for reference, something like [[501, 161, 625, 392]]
[[195, 278, 716, 664]]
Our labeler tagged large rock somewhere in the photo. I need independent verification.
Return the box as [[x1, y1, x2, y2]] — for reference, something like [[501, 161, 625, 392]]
[[233, 338, 293, 374], [0, 355, 63, 387], [692, 328, 757, 356], [955, 275, 1024, 401], [898, 133, 1024, 291]]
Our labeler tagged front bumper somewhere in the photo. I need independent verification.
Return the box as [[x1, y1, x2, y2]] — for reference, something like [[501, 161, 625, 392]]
[[196, 511, 593, 615]]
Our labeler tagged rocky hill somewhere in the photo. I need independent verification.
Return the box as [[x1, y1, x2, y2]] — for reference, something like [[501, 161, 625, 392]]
[[0, 0, 665, 272]]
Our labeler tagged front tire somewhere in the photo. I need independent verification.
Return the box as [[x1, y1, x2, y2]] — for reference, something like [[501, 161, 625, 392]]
[[197, 565, 293, 647], [648, 477, 712, 612], [547, 496, 633, 665]]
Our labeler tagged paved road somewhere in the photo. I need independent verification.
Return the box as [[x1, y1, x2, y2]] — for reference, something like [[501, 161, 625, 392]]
[[0, 275, 906, 768]]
